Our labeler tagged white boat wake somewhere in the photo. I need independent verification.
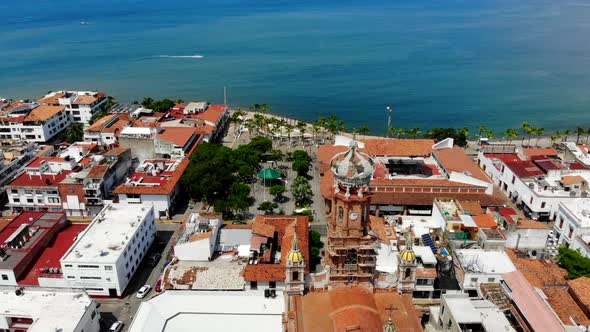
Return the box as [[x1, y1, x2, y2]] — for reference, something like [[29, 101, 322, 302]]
[[154, 54, 204, 59]]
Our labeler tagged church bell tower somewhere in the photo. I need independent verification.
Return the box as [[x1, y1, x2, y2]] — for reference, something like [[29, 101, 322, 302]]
[[326, 139, 378, 288]]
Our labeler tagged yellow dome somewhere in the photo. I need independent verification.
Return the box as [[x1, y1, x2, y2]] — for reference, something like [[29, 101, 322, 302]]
[[400, 250, 416, 262], [288, 250, 304, 263]]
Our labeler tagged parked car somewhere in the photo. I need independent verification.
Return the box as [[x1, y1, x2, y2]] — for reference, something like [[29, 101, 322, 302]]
[[155, 279, 163, 292], [136, 285, 151, 299], [109, 321, 123, 332]]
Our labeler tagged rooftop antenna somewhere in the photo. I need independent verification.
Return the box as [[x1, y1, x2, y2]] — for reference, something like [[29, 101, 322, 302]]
[[386, 105, 392, 138]]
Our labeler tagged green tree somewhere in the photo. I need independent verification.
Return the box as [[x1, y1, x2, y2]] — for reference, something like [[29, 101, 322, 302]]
[[292, 150, 311, 175], [424, 128, 468, 147], [65, 123, 84, 143], [258, 201, 278, 214], [269, 185, 286, 202], [407, 127, 421, 138], [504, 128, 519, 145], [564, 129, 572, 143], [576, 126, 585, 144], [141, 97, 154, 108], [478, 125, 488, 138], [534, 127, 545, 147], [558, 247, 590, 279], [291, 176, 313, 207], [521, 121, 530, 146], [296, 121, 307, 143]]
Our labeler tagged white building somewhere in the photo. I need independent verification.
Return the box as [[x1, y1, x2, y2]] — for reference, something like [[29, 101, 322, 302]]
[[0, 287, 100, 332], [183, 101, 209, 114], [174, 213, 223, 261], [478, 150, 590, 221], [554, 200, 590, 253], [38, 90, 107, 126], [0, 104, 71, 142], [83, 113, 132, 146], [60, 203, 156, 297], [114, 159, 188, 219], [128, 290, 284, 332], [434, 293, 515, 332], [504, 219, 550, 253], [454, 249, 516, 293]]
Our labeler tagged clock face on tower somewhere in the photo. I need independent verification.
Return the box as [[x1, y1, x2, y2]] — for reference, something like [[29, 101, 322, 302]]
[[349, 212, 358, 221]]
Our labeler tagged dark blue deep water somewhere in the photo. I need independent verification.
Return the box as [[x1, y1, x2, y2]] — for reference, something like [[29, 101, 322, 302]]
[[1, 0, 590, 134]]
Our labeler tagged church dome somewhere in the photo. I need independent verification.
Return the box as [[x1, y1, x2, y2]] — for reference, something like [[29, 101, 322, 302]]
[[400, 249, 416, 262], [330, 139, 374, 193], [287, 233, 305, 264]]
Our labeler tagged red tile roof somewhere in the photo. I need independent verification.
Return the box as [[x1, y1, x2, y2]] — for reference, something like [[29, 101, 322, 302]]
[[498, 207, 518, 224], [458, 200, 484, 216], [87, 165, 109, 179], [433, 147, 491, 183], [194, 104, 227, 125], [505, 160, 545, 178], [7, 170, 70, 187], [523, 148, 558, 158], [516, 219, 548, 229], [363, 138, 434, 157], [85, 114, 117, 132], [156, 127, 196, 147], [242, 264, 286, 282], [252, 222, 275, 238], [472, 214, 497, 228], [113, 159, 189, 195], [24, 106, 65, 122]]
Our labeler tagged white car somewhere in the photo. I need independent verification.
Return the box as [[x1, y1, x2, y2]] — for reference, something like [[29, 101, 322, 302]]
[[109, 321, 123, 332], [136, 285, 151, 299]]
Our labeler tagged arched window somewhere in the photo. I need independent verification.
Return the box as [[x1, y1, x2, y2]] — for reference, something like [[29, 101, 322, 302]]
[[292, 271, 299, 281], [404, 268, 411, 280], [337, 206, 344, 223]]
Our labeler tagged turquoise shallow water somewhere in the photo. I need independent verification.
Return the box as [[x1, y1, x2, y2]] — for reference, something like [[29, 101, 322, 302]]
[[1, 0, 590, 135]]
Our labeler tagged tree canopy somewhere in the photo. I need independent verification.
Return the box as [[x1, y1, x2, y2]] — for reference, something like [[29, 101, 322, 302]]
[[291, 176, 313, 207], [182, 137, 272, 217], [291, 150, 311, 175], [141, 98, 176, 112], [558, 247, 590, 279], [425, 127, 468, 147]]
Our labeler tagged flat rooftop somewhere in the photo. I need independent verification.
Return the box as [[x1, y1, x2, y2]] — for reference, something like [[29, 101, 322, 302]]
[[129, 290, 283, 332], [0, 287, 94, 332], [456, 249, 516, 274], [62, 204, 153, 264], [444, 295, 512, 331], [164, 254, 246, 290], [560, 199, 590, 227]]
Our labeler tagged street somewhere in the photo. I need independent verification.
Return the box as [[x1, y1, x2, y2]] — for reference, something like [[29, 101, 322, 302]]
[[97, 222, 180, 332]]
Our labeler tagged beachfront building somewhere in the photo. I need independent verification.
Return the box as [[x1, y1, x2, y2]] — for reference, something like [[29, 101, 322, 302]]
[[432, 293, 515, 332], [83, 113, 132, 146], [0, 102, 71, 142], [167, 102, 229, 142], [319, 136, 504, 218], [37, 90, 107, 126], [454, 249, 516, 294], [60, 203, 156, 297], [478, 145, 590, 221], [0, 287, 101, 332], [5, 157, 76, 212], [554, 200, 590, 255], [155, 127, 200, 159]]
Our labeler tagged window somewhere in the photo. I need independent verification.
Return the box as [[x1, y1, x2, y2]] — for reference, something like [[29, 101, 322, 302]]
[[48, 197, 60, 204], [78, 265, 99, 269], [104, 265, 113, 271], [91, 311, 96, 319], [13, 198, 20, 203], [1, 274, 8, 280], [541, 202, 546, 209], [80, 276, 101, 280], [568, 227, 574, 239], [404, 268, 412, 280], [487, 277, 495, 282], [559, 218, 564, 229], [511, 175, 515, 184], [67, 276, 76, 279], [530, 197, 533, 205], [269, 281, 276, 288], [471, 277, 478, 283], [10, 189, 18, 194], [337, 206, 343, 223], [250, 281, 258, 290], [27, 198, 34, 203], [64, 264, 72, 267]]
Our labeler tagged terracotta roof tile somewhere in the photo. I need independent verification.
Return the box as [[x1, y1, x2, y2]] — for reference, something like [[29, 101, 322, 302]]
[[242, 264, 285, 282], [416, 268, 437, 278], [156, 127, 196, 147], [523, 148, 558, 158], [195, 104, 227, 125], [24, 106, 65, 122], [363, 138, 434, 157], [472, 214, 497, 228], [87, 165, 109, 179], [85, 114, 117, 132], [37, 92, 66, 104], [458, 200, 484, 216], [561, 175, 586, 185], [434, 147, 491, 183], [544, 287, 590, 325], [516, 218, 548, 229], [568, 277, 590, 312], [252, 222, 275, 238]]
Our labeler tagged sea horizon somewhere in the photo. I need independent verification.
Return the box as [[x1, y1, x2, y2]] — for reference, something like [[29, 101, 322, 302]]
[[1, 0, 589, 135]]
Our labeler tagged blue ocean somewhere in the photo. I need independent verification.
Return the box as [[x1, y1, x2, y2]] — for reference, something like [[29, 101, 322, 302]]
[[1, 0, 589, 135]]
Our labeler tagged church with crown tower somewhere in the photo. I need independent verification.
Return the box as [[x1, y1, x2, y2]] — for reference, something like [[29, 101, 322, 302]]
[[326, 140, 379, 288]]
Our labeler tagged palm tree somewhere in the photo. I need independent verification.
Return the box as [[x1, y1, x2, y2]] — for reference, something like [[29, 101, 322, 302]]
[[285, 123, 294, 144], [525, 126, 535, 147], [174, 98, 185, 104], [260, 104, 270, 114], [478, 125, 488, 138], [407, 127, 421, 138], [521, 121, 530, 146], [550, 133, 559, 145], [296, 121, 307, 144], [564, 129, 572, 143], [459, 127, 470, 140], [141, 97, 154, 109], [555, 130, 562, 144], [359, 124, 370, 137], [65, 123, 84, 143], [486, 130, 494, 139], [252, 104, 261, 112], [230, 111, 245, 137], [245, 119, 256, 138], [311, 123, 320, 143], [253, 114, 266, 135], [576, 126, 585, 144], [504, 128, 519, 145], [389, 127, 404, 138], [534, 127, 545, 147]]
